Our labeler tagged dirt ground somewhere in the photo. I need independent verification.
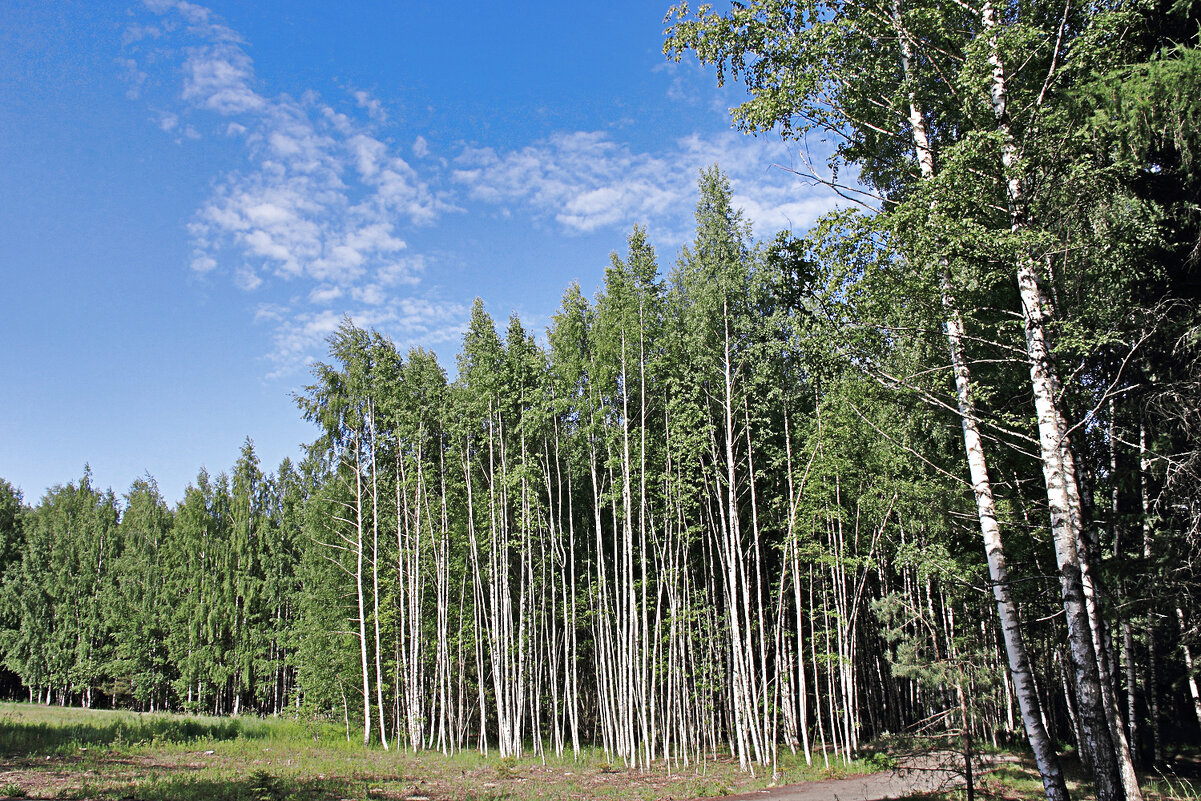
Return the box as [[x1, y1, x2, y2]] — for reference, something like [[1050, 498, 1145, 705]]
[[715, 753, 995, 801], [0, 750, 965, 801]]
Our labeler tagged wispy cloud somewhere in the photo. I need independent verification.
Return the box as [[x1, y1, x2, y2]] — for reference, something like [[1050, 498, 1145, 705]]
[[452, 129, 843, 244], [255, 299, 468, 379], [353, 89, 388, 123], [123, 1, 846, 375], [123, 0, 463, 373]]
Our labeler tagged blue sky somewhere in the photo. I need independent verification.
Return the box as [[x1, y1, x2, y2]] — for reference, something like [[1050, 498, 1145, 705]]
[[0, 0, 842, 505]]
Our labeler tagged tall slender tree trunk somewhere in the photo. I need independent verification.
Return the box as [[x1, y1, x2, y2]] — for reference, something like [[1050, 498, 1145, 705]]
[[977, 4, 1134, 796], [369, 404, 389, 750], [1139, 423, 1163, 765], [890, 6, 1069, 795], [1176, 607, 1201, 730], [353, 436, 372, 747], [720, 300, 757, 771], [1111, 401, 1141, 752]]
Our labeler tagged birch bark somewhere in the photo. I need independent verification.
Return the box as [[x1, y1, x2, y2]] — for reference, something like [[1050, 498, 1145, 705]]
[[891, 5, 1069, 795]]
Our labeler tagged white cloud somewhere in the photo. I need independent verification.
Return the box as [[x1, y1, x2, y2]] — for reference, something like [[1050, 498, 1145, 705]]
[[235, 266, 263, 290], [124, 0, 846, 377], [181, 45, 265, 114], [122, 22, 164, 47], [653, 61, 702, 106], [733, 194, 838, 233], [378, 256, 423, 287], [116, 56, 148, 98], [348, 134, 386, 178], [308, 284, 344, 305], [351, 283, 386, 305], [265, 308, 347, 376], [391, 298, 470, 343], [124, 0, 467, 375], [353, 89, 387, 123], [260, 298, 469, 378], [453, 129, 843, 243]]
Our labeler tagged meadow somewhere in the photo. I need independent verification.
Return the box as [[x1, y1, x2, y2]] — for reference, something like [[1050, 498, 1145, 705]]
[[2, 703, 1197, 801], [0, 702, 872, 800]]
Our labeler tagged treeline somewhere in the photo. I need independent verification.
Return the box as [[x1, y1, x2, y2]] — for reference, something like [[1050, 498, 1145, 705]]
[[1, 0, 1200, 795], [2, 173, 1028, 765], [665, 0, 1201, 796], [286, 174, 1029, 767], [0, 456, 307, 716], [1, 161, 1198, 773]]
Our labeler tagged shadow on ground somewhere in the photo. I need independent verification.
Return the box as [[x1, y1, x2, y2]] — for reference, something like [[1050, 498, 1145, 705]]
[[0, 715, 267, 756], [0, 769, 389, 801], [0, 760, 417, 801]]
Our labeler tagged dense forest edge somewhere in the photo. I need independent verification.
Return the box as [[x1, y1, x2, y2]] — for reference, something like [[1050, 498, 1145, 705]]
[[2, 0, 1200, 800]]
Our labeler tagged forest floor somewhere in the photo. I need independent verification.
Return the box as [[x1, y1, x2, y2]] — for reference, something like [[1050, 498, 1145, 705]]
[[718, 751, 1007, 800], [0, 703, 1197, 801]]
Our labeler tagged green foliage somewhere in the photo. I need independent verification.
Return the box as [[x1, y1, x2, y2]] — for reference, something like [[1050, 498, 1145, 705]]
[[0, 706, 263, 756], [107, 477, 174, 708], [247, 769, 284, 801], [1080, 46, 1201, 173], [4, 6, 1200, 762]]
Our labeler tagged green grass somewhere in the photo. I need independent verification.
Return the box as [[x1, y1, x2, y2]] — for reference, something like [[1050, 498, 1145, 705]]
[[0, 704, 290, 755], [0, 701, 887, 800]]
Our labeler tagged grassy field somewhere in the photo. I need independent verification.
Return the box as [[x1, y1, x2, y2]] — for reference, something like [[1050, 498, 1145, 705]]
[[3, 703, 1197, 801], [0, 702, 877, 800]]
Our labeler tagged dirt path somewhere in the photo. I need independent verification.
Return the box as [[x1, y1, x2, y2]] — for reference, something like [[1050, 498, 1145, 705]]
[[713, 753, 995, 801]]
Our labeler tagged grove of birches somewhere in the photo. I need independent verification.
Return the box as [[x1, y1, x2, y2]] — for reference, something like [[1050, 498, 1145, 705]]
[[1, 0, 1199, 799]]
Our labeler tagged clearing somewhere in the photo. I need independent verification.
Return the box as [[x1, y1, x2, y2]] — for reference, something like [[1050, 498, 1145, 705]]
[[1, 703, 1197, 801]]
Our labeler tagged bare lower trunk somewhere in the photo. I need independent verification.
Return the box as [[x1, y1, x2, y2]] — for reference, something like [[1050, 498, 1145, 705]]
[[1177, 607, 1201, 729], [354, 443, 372, 747], [891, 5, 1067, 792], [942, 279, 1070, 801], [978, 3, 1132, 796], [370, 405, 389, 751], [957, 680, 975, 801], [1140, 425, 1164, 765], [1123, 621, 1139, 750]]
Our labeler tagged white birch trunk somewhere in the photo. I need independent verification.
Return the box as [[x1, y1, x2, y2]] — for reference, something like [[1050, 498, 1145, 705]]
[[891, 3, 1068, 792], [353, 436, 372, 747], [369, 403, 389, 750], [1176, 607, 1201, 730], [975, 3, 1133, 797]]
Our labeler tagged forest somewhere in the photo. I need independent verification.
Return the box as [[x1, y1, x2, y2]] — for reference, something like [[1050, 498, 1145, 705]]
[[1, 0, 1199, 800]]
